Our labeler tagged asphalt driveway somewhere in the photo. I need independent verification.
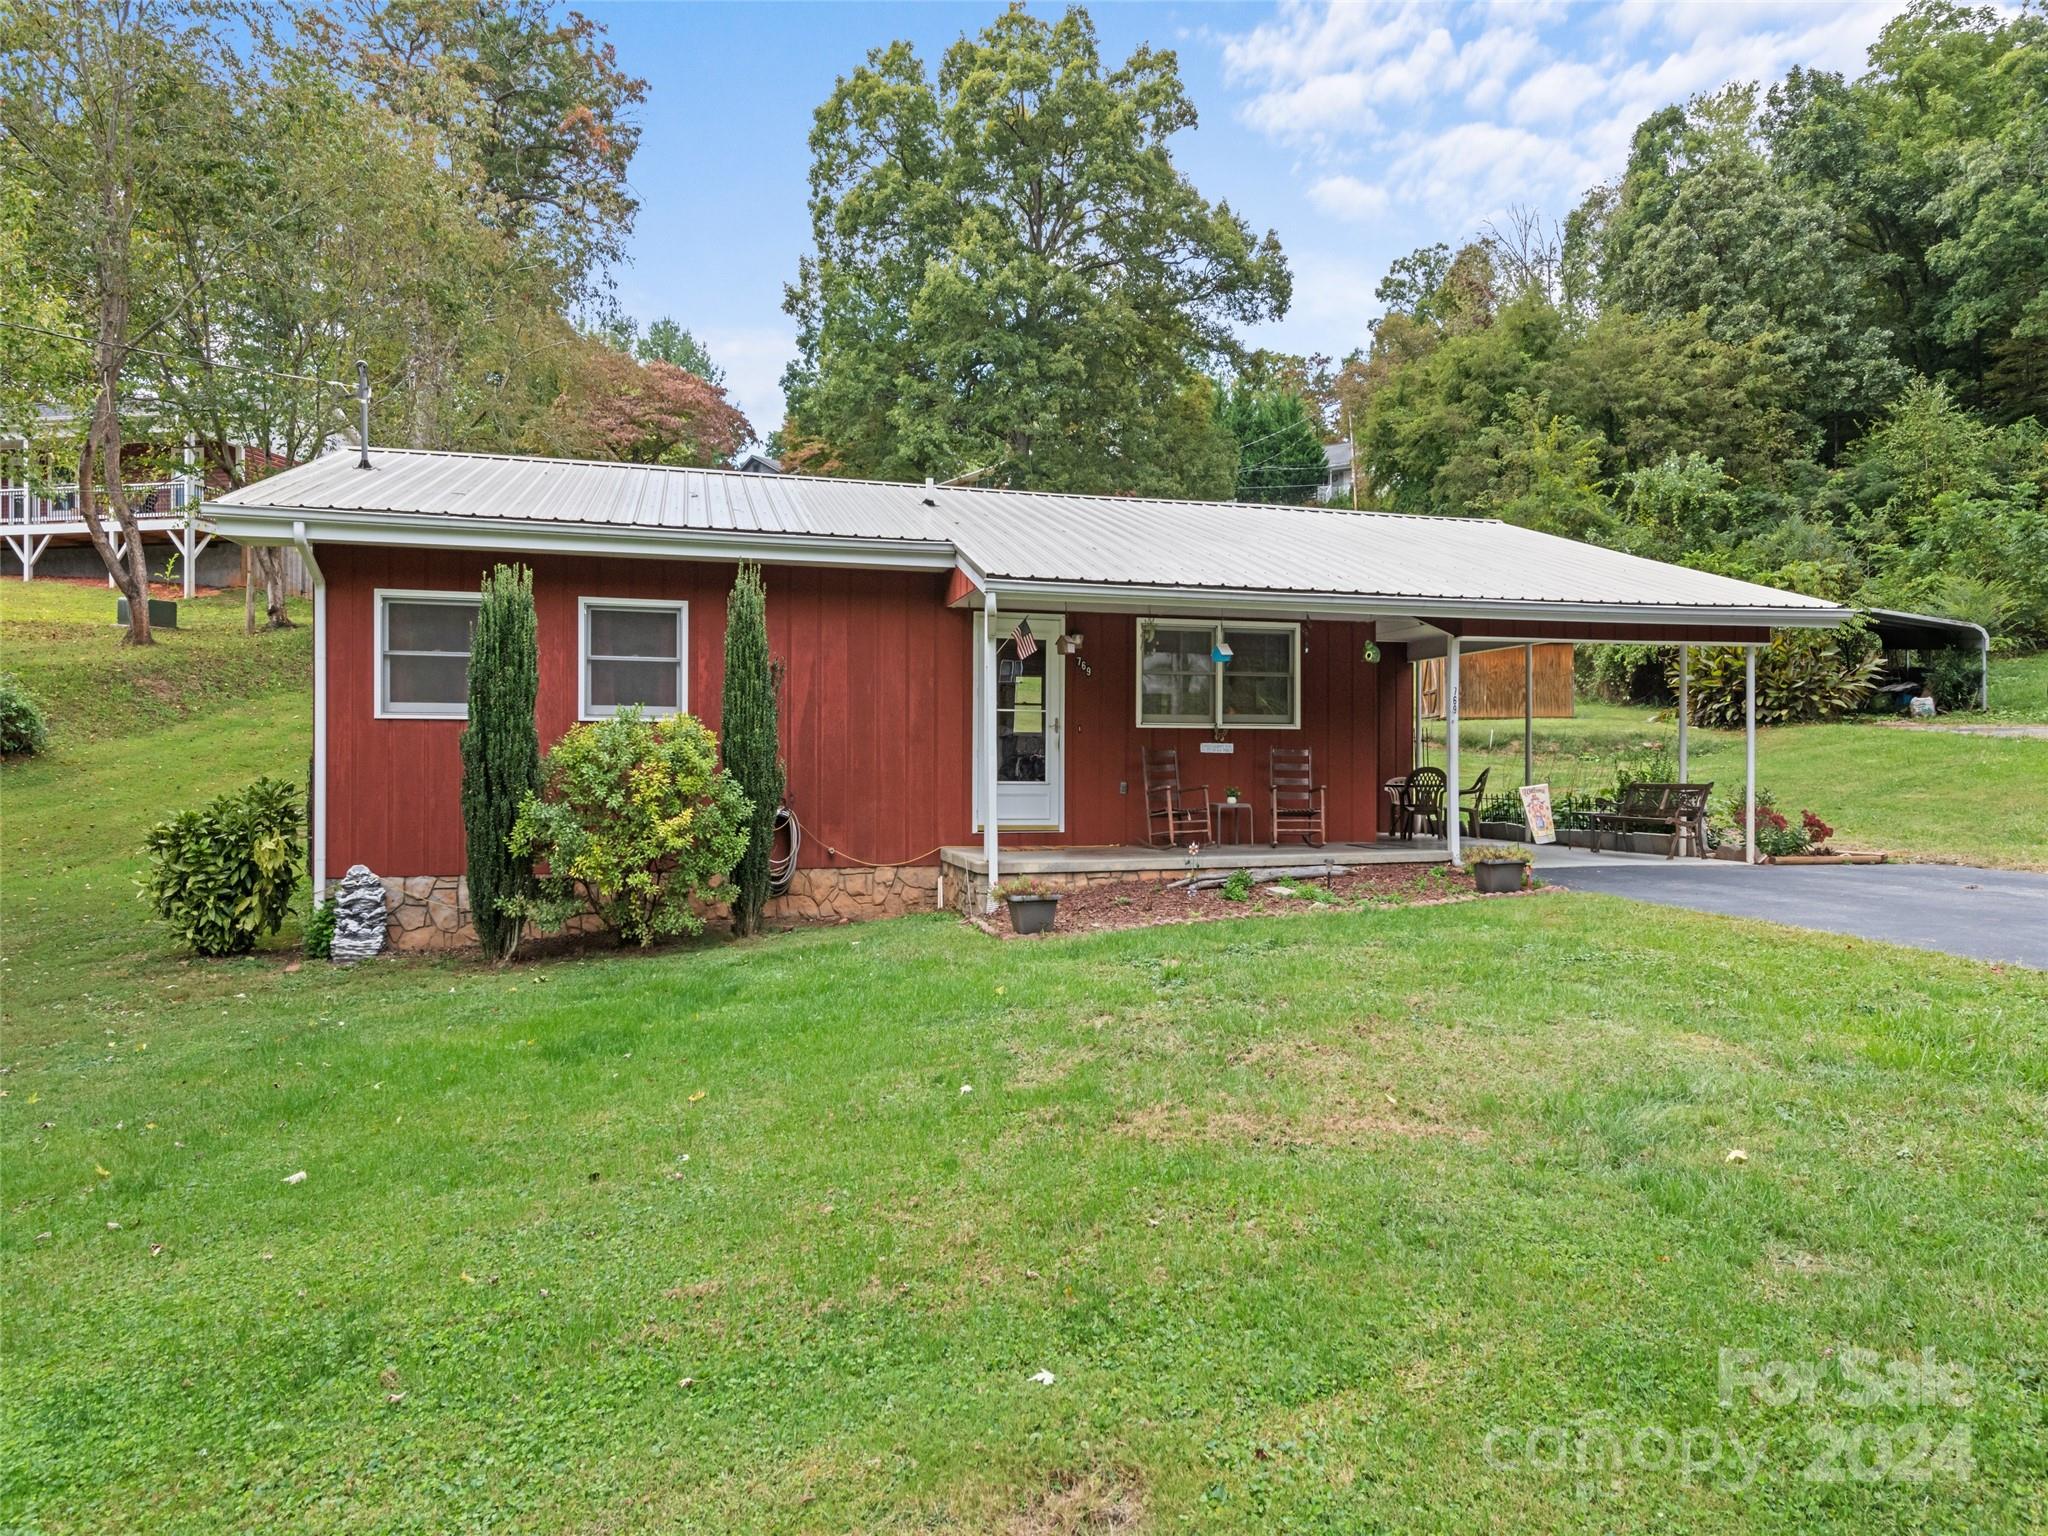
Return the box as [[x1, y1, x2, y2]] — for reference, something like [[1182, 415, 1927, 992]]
[[1534, 852, 2048, 969]]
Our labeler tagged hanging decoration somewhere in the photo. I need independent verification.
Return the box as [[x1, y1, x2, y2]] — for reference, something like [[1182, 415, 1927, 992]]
[[1360, 640, 1382, 663]]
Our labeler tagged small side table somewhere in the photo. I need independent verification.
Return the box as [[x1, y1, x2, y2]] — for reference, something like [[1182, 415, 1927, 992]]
[[1214, 799, 1254, 845]]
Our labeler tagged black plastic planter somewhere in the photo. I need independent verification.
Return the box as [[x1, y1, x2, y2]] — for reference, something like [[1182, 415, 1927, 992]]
[[114, 597, 179, 630], [1472, 859, 1527, 895], [1005, 894, 1061, 935]]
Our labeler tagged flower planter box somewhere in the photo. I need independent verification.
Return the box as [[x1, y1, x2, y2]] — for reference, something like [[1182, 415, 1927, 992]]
[[114, 597, 179, 630], [1004, 894, 1061, 935], [1471, 858, 1527, 894], [1476, 821, 1676, 855]]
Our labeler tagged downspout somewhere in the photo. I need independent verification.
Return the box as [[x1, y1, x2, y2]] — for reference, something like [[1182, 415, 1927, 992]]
[[982, 588, 999, 912], [292, 521, 327, 899]]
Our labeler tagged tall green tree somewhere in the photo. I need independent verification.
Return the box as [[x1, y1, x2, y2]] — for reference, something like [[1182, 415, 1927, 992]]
[[721, 563, 783, 938], [1217, 385, 1326, 504], [782, 4, 1289, 494], [460, 564, 541, 963], [636, 318, 724, 385]]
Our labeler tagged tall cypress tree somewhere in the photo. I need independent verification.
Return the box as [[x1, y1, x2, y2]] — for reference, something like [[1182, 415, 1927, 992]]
[[722, 562, 783, 936], [460, 564, 541, 962]]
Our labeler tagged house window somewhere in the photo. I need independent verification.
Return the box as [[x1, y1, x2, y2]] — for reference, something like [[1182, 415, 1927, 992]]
[[1136, 620, 1300, 729], [580, 598, 686, 719], [377, 590, 481, 718]]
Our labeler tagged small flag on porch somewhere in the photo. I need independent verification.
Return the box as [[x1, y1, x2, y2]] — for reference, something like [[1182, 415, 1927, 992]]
[[1010, 618, 1036, 658]]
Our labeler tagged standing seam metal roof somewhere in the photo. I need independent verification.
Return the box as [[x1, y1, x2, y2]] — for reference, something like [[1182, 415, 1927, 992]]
[[211, 447, 1844, 614]]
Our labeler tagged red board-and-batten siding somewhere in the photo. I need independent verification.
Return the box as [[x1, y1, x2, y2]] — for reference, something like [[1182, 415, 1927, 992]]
[[319, 544, 1418, 878]]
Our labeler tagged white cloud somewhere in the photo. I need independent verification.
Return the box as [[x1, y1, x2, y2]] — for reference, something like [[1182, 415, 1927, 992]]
[[1507, 61, 1609, 125], [698, 324, 797, 443], [1308, 174, 1392, 222]]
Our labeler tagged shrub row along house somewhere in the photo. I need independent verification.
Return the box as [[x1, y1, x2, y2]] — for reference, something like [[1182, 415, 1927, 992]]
[[208, 448, 1848, 944]]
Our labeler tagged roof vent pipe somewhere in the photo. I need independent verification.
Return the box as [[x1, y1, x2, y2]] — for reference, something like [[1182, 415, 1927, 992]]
[[355, 361, 372, 470]]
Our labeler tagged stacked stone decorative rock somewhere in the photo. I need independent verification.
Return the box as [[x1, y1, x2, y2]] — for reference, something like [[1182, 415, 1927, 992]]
[[329, 864, 389, 961]]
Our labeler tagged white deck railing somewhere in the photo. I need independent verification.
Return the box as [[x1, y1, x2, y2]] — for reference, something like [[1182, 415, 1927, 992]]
[[1, 478, 198, 526]]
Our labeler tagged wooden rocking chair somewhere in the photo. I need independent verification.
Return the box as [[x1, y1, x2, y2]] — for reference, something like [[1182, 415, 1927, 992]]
[[1268, 747, 1326, 847], [1142, 747, 1212, 847]]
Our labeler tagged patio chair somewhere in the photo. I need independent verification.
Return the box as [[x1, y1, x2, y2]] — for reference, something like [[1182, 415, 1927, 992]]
[[1457, 767, 1490, 838], [1403, 766, 1447, 839], [1268, 747, 1326, 847], [1142, 747, 1212, 847]]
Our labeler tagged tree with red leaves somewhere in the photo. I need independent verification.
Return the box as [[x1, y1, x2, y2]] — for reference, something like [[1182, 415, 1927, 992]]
[[539, 342, 753, 468]]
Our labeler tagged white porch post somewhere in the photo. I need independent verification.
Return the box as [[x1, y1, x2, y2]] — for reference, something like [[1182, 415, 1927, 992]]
[[982, 590, 999, 911], [1743, 644, 1757, 866], [1676, 645, 1690, 782], [1445, 635, 1462, 863], [1522, 642, 1534, 787]]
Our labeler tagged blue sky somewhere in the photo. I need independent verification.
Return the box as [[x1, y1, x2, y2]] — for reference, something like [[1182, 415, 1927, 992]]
[[586, 0, 1911, 439]]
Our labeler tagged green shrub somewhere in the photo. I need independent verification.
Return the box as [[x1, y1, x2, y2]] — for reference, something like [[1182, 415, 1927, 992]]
[[1923, 647, 1984, 712], [1676, 631, 1880, 727], [1578, 643, 1670, 705], [1219, 868, 1255, 901], [0, 673, 50, 756], [304, 899, 336, 960], [507, 710, 752, 947], [460, 564, 542, 962], [722, 562, 784, 937], [141, 778, 303, 956]]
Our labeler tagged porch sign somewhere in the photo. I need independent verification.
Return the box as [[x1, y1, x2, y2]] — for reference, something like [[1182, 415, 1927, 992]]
[[1518, 783, 1558, 845]]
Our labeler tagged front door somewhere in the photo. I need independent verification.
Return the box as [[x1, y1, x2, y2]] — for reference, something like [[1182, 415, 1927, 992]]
[[984, 612, 1064, 829]]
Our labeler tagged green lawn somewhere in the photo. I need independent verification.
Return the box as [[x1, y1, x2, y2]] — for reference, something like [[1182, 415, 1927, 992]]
[[4, 586, 2047, 1532], [1418, 667, 2048, 868]]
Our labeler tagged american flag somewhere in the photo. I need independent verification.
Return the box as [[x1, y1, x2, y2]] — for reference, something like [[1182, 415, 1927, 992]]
[[1010, 618, 1036, 658]]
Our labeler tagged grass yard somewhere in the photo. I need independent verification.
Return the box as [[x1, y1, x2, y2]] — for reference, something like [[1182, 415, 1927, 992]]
[[3, 584, 2047, 1532], [1416, 669, 2048, 868]]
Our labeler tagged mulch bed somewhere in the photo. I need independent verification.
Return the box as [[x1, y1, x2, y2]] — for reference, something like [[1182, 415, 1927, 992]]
[[984, 863, 1542, 937]]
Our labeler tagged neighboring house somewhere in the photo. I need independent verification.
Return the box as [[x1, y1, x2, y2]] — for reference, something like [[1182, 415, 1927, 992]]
[[2, 425, 284, 588], [208, 448, 1847, 944], [734, 450, 782, 474], [1317, 440, 1353, 504]]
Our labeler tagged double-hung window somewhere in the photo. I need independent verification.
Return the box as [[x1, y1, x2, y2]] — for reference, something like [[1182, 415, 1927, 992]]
[[1136, 620, 1300, 729], [377, 590, 481, 718], [579, 597, 686, 719]]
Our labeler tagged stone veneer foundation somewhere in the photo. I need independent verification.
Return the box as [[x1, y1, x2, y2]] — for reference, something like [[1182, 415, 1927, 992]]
[[351, 864, 947, 952], [945, 865, 1185, 918]]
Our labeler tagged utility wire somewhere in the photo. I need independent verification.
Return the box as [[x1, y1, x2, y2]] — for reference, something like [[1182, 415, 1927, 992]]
[[0, 319, 351, 391]]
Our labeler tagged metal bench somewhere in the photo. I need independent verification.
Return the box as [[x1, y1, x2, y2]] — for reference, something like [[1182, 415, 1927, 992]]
[[1586, 782, 1714, 858]]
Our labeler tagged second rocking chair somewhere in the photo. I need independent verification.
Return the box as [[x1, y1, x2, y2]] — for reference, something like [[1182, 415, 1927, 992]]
[[1142, 747, 1213, 846]]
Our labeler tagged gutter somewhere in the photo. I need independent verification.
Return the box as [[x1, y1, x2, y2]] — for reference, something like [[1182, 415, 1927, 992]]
[[291, 521, 328, 900], [206, 503, 960, 573], [976, 578, 1851, 630]]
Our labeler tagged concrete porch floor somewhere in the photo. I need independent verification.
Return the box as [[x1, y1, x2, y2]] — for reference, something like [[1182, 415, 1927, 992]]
[[940, 839, 1452, 878]]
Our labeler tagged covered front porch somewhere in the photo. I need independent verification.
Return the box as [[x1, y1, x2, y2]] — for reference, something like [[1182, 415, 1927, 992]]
[[957, 591, 1794, 912]]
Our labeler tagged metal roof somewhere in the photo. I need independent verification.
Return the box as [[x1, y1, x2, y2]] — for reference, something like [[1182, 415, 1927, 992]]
[[212, 448, 1846, 620]]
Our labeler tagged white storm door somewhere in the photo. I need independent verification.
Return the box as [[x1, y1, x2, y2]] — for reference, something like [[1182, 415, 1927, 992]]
[[979, 612, 1065, 830]]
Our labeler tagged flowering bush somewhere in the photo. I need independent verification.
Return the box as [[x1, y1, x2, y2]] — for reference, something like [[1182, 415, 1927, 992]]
[[507, 710, 752, 946]]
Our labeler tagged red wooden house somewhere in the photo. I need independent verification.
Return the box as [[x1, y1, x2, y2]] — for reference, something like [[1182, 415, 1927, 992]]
[[209, 449, 1846, 946]]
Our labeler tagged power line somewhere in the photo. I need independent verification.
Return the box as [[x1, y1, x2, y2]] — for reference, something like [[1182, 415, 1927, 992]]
[[0, 319, 351, 391]]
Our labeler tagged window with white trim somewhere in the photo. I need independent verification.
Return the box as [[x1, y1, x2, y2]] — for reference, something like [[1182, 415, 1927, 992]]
[[580, 597, 686, 719], [378, 590, 481, 718], [1136, 620, 1300, 729]]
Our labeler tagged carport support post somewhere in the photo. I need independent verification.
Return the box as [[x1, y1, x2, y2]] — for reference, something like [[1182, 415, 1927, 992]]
[[1522, 643, 1533, 787], [1743, 645, 1757, 866], [1677, 646, 1689, 782], [1445, 636, 1461, 864], [982, 590, 999, 912]]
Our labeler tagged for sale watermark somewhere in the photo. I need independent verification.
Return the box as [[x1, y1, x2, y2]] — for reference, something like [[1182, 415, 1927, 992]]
[[1481, 1346, 1977, 1493]]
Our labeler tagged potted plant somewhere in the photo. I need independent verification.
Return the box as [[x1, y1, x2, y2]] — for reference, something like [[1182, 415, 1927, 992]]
[[996, 876, 1062, 935], [1224, 785, 1241, 805], [1463, 844, 1533, 894]]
